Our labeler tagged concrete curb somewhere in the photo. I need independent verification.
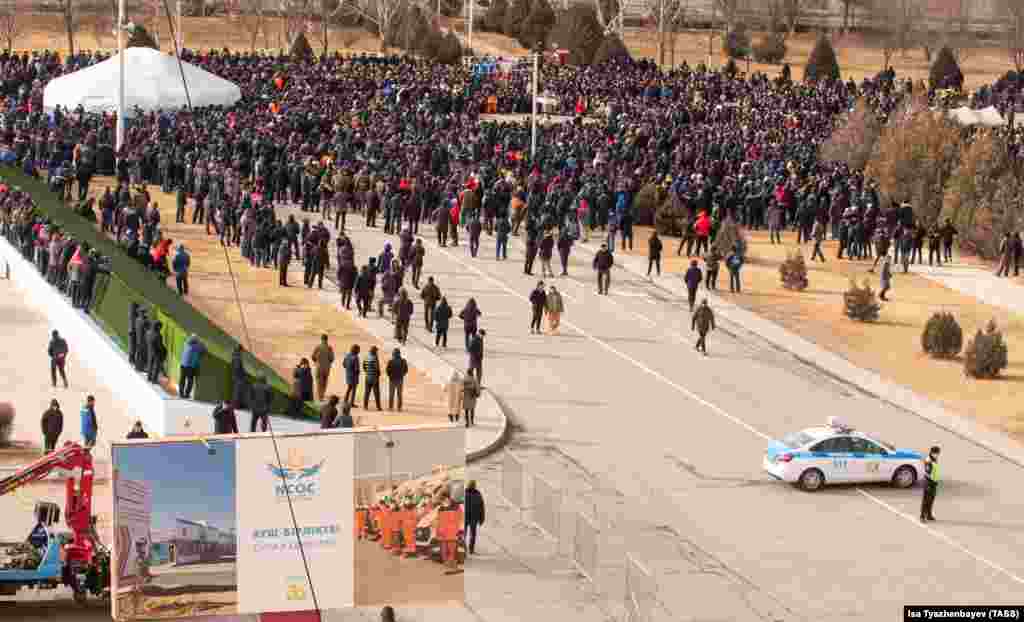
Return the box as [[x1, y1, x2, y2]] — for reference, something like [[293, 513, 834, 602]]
[[315, 289, 510, 464], [573, 239, 1024, 469]]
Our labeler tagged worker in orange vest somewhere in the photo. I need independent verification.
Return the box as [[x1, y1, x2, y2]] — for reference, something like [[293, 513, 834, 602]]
[[401, 497, 418, 558], [436, 491, 463, 573]]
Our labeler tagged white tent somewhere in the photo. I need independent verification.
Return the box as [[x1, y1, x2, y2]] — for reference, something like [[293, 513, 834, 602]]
[[946, 105, 1011, 128], [43, 47, 241, 114]]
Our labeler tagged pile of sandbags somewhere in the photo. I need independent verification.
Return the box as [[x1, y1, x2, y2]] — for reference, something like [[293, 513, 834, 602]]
[[0, 542, 41, 570]]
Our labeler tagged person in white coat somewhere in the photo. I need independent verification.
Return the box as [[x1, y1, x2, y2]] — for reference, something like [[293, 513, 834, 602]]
[[445, 369, 463, 424]]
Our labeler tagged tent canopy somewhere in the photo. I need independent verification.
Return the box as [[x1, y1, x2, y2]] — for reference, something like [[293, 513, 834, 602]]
[[43, 47, 241, 114], [946, 105, 1014, 128]]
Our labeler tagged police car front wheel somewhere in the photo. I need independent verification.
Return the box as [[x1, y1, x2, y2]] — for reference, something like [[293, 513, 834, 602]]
[[798, 468, 825, 491], [892, 465, 917, 489]]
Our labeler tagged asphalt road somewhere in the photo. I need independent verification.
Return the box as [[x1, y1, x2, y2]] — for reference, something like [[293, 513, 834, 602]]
[[147, 560, 237, 589], [293, 209, 1024, 621]]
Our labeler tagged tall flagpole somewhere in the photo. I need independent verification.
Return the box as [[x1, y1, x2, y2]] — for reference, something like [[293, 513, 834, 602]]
[[116, 0, 126, 154], [530, 53, 538, 161]]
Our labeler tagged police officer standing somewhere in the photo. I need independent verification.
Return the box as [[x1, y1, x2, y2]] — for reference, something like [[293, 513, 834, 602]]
[[921, 446, 940, 522]]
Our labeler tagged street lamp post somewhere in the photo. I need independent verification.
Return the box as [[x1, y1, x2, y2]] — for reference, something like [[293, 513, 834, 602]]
[[116, 0, 127, 154], [530, 52, 538, 161]]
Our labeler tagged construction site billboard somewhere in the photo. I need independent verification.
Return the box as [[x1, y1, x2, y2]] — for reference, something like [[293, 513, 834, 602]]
[[110, 424, 465, 620]]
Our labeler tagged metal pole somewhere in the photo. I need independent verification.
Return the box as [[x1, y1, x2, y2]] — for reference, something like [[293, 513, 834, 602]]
[[116, 0, 126, 154], [468, 0, 474, 54], [530, 53, 538, 161], [177, 0, 183, 51], [658, 0, 664, 68]]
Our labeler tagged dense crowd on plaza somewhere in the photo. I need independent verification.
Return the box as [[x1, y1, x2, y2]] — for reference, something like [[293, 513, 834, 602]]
[[2, 44, 1024, 430]]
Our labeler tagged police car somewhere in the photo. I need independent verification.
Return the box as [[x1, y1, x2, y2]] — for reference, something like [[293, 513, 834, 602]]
[[763, 417, 924, 491]]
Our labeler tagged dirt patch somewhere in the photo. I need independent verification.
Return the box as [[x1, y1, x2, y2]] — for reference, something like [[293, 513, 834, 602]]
[[83, 177, 449, 427], [11, 14, 394, 56], [0, 443, 40, 467], [622, 29, 1011, 91], [624, 226, 1024, 443]]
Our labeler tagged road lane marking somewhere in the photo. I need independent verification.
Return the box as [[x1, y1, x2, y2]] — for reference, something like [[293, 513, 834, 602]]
[[423, 230, 1024, 590], [329, 217, 1024, 589], [431, 243, 772, 442], [856, 489, 1024, 586]]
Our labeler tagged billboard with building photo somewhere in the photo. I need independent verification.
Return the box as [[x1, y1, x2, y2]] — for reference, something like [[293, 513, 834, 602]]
[[111, 425, 464, 619], [112, 439, 239, 621]]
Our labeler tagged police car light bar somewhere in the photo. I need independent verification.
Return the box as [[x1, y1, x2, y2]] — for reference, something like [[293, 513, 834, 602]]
[[827, 416, 854, 432]]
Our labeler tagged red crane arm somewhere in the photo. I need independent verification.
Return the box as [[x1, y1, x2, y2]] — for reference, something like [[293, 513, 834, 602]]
[[0, 442, 93, 497], [0, 442, 97, 566]]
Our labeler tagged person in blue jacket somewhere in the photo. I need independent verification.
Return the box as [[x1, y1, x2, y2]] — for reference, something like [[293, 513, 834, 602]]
[[80, 395, 98, 448], [179, 335, 206, 399], [172, 244, 191, 296]]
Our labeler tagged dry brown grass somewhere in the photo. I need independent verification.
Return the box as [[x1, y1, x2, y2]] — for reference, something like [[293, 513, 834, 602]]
[[622, 30, 1013, 91], [626, 226, 1024, 442], [85, 178, 449, 428], [10, 14, 392, 55]]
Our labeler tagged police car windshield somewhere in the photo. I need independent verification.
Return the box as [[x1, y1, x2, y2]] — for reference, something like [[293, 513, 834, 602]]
[[781, 431, 816, 448], [869, 437, 897, 452]]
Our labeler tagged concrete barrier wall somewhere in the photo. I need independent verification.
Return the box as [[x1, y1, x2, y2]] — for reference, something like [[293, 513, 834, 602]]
[[0, 236, 173, 436]]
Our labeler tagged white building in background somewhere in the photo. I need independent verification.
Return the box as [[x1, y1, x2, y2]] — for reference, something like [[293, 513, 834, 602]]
[[172, 518, 237, 565]]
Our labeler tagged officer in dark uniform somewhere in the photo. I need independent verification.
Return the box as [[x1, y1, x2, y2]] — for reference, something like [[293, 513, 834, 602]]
[[921, 446, 940, 522]]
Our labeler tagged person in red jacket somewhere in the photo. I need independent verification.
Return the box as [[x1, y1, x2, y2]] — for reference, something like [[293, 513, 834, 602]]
[[693, 211, 711, 256]]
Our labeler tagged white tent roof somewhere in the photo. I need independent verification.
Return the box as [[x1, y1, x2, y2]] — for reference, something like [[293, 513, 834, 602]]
[[947, 105, 1010, 128], [43, 47, 241, 114]]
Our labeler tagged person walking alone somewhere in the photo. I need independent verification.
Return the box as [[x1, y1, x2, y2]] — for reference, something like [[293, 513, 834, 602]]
[[311, 334, 335, 402], [691, 299, 715, 356], [434, 297, 453, 349], [879, 256, 893, 301], [41, 399, 63, 453], [172, 244, 191, 295], [592, 243, 614, 295], [726, 248, 743, 293], [48, 330, 69, 389], [683, 260, 702, 312], [529, 281, 546, 335], [545, 285, 564, 335], [921, 446, 941, 522], [647, 231, 662, 278], [463, 480, 485, 555], [80, 395, 98, 448]]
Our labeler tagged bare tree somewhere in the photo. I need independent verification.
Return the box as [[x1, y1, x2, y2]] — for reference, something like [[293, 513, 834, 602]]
[[338, 0, 404, 49], [87, 11, 115, 48], [56, 0, 81, 55], [642, 0, 689, 66], [236, 0, 269, 50], [836, 0, 870, 32], [713, 0, 742, 31], [593, 0, 621, 35], [0, 0, 24, 51], [280, 0, 316, 47], [869, 0, 921, 68], [1000, 0, 1024, 71], [317, 0, 344, 54]]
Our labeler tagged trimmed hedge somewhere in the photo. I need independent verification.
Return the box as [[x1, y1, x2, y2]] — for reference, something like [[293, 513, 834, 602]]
[[2, 169, 317, 421]]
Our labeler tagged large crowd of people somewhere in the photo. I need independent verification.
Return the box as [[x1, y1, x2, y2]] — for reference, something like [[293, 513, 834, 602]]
[[3, 45, 1024, 419]]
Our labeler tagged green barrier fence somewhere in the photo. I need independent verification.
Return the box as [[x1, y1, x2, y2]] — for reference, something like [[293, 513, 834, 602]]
[[2, 168, 318, 421]]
